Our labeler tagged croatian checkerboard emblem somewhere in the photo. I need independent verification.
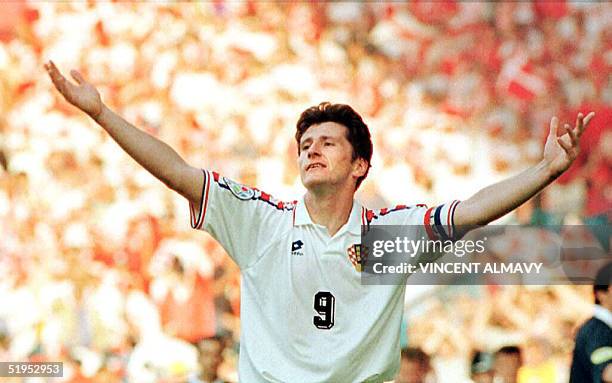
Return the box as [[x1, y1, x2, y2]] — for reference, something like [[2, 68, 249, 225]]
[[347, 244, 367, 272]]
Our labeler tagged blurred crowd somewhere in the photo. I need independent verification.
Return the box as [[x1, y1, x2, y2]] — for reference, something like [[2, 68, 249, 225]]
[[0, 1, 610, 382]]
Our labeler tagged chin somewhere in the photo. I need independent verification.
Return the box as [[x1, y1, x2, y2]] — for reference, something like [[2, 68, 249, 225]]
[[302, 175, 328, 190]]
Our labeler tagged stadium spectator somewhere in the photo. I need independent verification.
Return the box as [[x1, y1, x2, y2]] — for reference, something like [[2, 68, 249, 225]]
[[494, 346, 523, 383], [397, 347, 433, 383], [193, 335, 225, 383], [570, 262, 612, 382]]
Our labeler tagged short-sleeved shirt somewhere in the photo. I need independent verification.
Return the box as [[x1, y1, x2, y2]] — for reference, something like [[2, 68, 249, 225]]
[[189, 170, 460, 383], [570, 306, 612, 383]]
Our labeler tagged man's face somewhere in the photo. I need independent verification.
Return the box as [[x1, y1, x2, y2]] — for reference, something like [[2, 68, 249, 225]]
[[597, 287, 612, 311], [298, 122, 364, 192]]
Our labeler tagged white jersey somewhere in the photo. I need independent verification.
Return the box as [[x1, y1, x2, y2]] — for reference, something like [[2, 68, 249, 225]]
[[189, 170, 460, 383]]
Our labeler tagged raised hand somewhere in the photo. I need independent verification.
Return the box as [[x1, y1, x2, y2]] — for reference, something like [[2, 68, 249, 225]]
[[543, 112, 595, 178], [44, 60, 103, 118]]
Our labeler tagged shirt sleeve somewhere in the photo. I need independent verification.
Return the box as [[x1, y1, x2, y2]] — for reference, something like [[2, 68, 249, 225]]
[[365, 201, 462, 283], [421, 200, 462, 241], [188, 169, 282, 270], [366, 200, 461, 241]]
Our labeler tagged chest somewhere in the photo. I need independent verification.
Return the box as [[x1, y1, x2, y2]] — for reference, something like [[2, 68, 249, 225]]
[[287, 226, 360, 272]]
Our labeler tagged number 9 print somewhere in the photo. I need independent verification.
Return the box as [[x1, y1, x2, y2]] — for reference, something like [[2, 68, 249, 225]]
[[313, 291, 335, 330]]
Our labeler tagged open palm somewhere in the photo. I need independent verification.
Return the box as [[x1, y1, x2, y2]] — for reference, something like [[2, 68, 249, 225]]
[[44, 60, 102, 118], [543, 112, 595, 178]]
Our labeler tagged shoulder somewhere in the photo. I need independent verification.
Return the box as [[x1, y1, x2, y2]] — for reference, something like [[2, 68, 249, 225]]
[[363, 204, 428, 226], [581, 317, 612, 335], [210, 171, 297, 213], [576, 317, 612, 347]]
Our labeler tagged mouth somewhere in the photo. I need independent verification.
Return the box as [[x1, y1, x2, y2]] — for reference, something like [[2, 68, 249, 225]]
[[306, 163, 326, 171]]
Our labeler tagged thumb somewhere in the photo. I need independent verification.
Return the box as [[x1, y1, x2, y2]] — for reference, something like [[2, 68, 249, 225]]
[[70, 70, 86, 85], [548, 116, 559, 138]]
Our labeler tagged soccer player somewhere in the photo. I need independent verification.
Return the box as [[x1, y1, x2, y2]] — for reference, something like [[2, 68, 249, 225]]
[[45, 60, 594, 382], [570, 262, 612, 383]]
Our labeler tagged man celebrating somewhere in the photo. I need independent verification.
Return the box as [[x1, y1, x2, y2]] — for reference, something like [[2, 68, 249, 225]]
[[45, 60, 594, 382]]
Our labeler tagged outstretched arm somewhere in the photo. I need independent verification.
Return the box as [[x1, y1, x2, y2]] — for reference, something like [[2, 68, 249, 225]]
[[454, 112, 595, 228], [44, 61, 202, 205]]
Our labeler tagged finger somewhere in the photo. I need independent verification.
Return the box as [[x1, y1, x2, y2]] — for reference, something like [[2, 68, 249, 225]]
[[70, 70, 85, 85], [48, 60, 67, 83], [579, 112, 595, 136], [575, 112, 583, 134], [557, 136, 572, 155], [44, 60, 55, 77], [45, 61, 73, 94], [48, 71, 65, 91], [47, 60, 61, 78], [45, 61, 65, 84], [548, 116, 559, 137], [52, 74, 69, 94], [565, 123, 577, 145]]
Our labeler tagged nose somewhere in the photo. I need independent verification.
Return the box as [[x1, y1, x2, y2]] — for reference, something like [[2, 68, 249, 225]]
[[307, 141, 322, 158]]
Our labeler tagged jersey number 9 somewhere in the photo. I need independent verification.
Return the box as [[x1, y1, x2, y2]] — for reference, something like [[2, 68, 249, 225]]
[[313, 291, 335, 329]]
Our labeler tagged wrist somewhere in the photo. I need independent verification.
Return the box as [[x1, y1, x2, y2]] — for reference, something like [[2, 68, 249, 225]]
[[90, 104, 107, 122], [537, 159, 560, 182]]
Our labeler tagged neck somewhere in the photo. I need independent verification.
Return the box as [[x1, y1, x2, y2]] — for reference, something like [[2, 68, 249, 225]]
[[304, 186, 355, 237]]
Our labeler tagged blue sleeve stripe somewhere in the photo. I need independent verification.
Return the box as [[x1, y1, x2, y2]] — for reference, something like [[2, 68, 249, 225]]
[[434, 205, 449, 241]]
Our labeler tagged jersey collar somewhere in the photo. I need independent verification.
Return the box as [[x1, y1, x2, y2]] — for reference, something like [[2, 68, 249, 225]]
[[294, 196, 363, 236], [594, 304, 612, 328]]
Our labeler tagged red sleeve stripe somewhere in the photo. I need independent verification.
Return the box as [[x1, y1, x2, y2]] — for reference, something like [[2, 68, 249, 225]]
[[361, 207, 366, 226], [196, 170, 211, 230], [424, 207, 437, 240]]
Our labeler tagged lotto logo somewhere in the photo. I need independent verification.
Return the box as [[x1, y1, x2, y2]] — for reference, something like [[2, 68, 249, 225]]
[[292, 240, 304, 256]]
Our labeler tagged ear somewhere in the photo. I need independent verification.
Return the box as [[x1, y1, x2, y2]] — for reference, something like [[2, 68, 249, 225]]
[[352, 157, 368, 179]]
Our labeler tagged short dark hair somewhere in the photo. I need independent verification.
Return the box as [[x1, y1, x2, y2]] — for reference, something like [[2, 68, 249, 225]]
[[295, 102, 373, 189], [495, 345, 522, 363], [594, 262, 612, 305]]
